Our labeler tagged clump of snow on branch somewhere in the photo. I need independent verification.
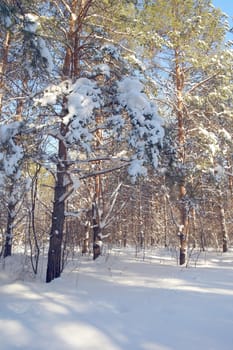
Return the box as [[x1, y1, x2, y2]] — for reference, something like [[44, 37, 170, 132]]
[[210, 164, 225, 182], [65, 78, 102, 151], [219, 128, 231, 142], [93, 64, 111, 78], [24, 13, 54, 73], [199, 126, 220, 158], [101, 44, 120, 60], [37, 37, 54, 73], [36, 81, 71, 106], [107, 115, 125, 140], [64, 78, 101, 125], [117, 76, 164, 181], [0, 122, 24, 184], [36, 70, 164, 180], [0, 122, 21, 144], [24, 14, 39, 33], [128, 158, 148, 179]]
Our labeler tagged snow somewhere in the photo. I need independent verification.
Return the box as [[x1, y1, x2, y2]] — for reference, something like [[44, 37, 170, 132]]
[[37, 73, 164, 179], [116, 76, 164, 180], [212, 164, 225, 181], [24, 14, 39, 33], [0, 122, 22, 144], [37, 38, 54, 73], [117, 77, 151, 117], [1, 248, 233, 350], [220, 128, 231, 141], [3, 144, 23, 176], [128, 158, 148, 180], [0, 122, 24, 180], [23, 14, 54, 73], [93, 64, 111, 78]]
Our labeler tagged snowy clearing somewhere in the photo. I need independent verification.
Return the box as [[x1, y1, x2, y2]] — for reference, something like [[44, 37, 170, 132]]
[[1, 248, 233, 350]]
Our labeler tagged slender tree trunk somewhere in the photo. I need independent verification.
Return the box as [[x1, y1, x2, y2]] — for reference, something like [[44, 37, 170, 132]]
[[179, 189, 189, 265], [82, 231, 90, 254], [219, 204, 228, 253], [92, 169, 103, 259], [163, 192, 168, 247], [0, 30, 10, 114], [191, 207, 197, 248], [28, 165, 41, 274], [92, 112, 104, 260], [4, 200, 15, 258], [174, 51, 189, 265], [92, 201, 102, 260]]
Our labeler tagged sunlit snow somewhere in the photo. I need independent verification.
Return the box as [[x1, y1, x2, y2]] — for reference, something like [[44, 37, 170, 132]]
[[1, 248, 233, 350]]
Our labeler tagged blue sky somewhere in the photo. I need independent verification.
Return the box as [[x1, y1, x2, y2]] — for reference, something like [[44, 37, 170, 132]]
[[212, 0, 233, 40], [212, 0, 233, 17], [212, 0, 233, 20]]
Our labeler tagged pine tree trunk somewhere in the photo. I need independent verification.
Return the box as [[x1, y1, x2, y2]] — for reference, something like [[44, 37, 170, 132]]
[[46, 125, 67, 283], [0, 31, 10, 114], [219, 205, 228, 253], [46, 0, 94, 281], [174, 51, 189, 265], [179, 184, 189, 266], [46, 177, 66, 281], [163, 192, 168, 247], [82, 228, 90, 255], [4, 201, 15, 258], [92, 110, 103, 260], [92, 202, 102, 260]]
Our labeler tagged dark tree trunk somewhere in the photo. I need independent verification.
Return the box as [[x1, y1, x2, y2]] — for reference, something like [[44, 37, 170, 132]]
[[219, 206, 228, 253], [46, 125, 67, 283], [92, 203, 102, 260], [4, 200, 15, 258], [46, 0, 94, 281], [179, 232, 187, 266], [178, 186, 189, 266], [46, 176, 66, 282]]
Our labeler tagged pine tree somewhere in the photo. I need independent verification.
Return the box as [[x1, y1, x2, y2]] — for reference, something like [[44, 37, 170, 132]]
[[33, 0, 163, 282], [138, 0, 230, 264]]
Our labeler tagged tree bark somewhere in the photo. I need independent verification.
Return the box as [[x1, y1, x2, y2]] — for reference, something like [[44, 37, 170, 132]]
[[4, 200, 15, 258], [92, 173, 103, 260], [219, 205, 228, 253], [175, 51, 189, 265], [92, 202, 102, 260], [46, 0, 93, 281], [0, 30, 11, 114], [46, 123, 68, 282], [92, 111, 104, 260]]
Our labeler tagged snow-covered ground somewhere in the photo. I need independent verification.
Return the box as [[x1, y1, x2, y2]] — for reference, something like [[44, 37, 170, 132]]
[[1, 247, 233, 350]]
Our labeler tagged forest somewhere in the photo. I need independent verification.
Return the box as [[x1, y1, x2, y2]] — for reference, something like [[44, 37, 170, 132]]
[[0, 0, 233, 283]]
